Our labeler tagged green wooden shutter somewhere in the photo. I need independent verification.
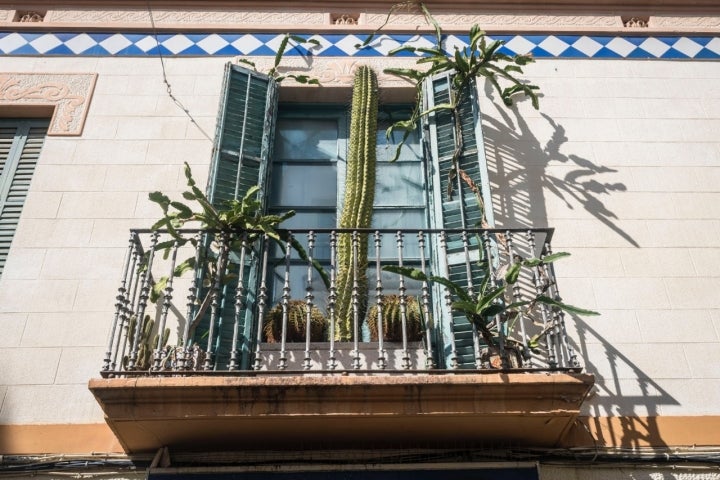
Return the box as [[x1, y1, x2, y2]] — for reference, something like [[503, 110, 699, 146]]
[[198, 64, 278, 369], [0, 120, 48, 277], [423, 73, 494, 369]]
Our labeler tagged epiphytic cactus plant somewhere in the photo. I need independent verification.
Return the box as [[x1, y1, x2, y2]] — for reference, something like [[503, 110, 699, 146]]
[[335, 66, 379, 341]]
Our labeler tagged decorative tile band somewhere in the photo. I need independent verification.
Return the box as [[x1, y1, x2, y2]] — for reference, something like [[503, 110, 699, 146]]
[[0, 32, 719, 59]]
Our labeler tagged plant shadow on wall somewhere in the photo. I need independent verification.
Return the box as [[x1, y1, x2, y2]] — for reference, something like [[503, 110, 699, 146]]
[[479, 86, 678, 447], [481, 81, 639, 248]]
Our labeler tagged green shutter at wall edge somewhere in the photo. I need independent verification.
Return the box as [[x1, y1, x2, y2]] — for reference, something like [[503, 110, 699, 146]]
[[0, 119, 49, 278], [193, 64, 278, 370]]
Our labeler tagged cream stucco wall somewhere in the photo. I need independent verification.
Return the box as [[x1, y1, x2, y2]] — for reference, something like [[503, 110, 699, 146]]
[[0, 54, 719, 428]]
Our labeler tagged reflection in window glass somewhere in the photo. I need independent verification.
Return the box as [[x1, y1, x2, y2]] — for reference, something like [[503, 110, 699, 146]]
[[275, 119, 339, 161]]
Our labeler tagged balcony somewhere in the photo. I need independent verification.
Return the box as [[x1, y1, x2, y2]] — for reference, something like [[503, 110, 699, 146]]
[[89, 227, 594, 453]]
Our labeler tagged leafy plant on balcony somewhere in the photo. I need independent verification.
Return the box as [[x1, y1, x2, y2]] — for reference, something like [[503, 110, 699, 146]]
[[148, 162, 329, 337], [335, 65, 379, 341], [384, 252, 598, 364]]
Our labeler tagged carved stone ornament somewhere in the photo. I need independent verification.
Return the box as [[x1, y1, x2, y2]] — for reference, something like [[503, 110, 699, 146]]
[[0, 73, 97, 136], [45, 9, 325, 25], [363, 12, 620, 28], [239, 57, 422, 88], [40, 8, 623, 30], [651, 16, 720, 28]]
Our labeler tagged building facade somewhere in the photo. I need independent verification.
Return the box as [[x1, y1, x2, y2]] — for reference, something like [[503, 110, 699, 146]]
[[1, 1, 719, 478]]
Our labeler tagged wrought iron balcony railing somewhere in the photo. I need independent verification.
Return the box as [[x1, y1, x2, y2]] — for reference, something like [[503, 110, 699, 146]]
[[100, 227, 580, 377]]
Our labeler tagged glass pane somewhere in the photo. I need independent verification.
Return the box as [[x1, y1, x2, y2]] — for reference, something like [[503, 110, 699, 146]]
[[368, 264, 425, 300], [376, 121, 421, 162], [364, 227, 429, 261], [275, 119, 339, 160], [269, 164, 337, 206], [268, 220, 335, 261], [269, 264, 331, 311], [374, 163, 425, 206], [372, 209, 426, 230]]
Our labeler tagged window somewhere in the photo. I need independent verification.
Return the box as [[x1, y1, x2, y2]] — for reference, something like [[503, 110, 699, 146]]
[[202, 64, 493, 368], [266, 104, 426, 308], [0, 119, 48, 277]]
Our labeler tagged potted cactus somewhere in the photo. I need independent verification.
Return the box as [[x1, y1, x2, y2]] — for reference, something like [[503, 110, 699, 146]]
[[367, 294, 424, 342], [263, 299, 327, 343]]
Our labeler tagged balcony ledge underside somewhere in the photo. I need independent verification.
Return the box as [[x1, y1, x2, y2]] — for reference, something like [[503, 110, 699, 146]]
[[89, 372, 594, 454]]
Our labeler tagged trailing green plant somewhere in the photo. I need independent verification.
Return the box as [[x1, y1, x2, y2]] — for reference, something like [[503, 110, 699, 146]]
[[334, 66, 379, 341], [236, 33, 321, 85], [263, 299, 327, 343], [367, 295, 424, 342], [359, 1, 539, 162], [123, 314, 169, 370], [383, 253, 598, 351], [358, 2, 539, 229]]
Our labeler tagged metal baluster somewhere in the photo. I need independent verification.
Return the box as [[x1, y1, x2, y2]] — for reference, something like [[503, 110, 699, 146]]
[[127, 232, 159, 370], [152, 238, 179, 370], [177, 232, 202, 371], [440, 231, 458, 369], [351, 230, 361, 370], [463, 230, 483, 369], [396, 231, 410, 370], [482, 230, 507, 368], [544, 241, 579, 368], [229, 234, 248, 371], [253, 234, 271, 371], [203, 232, 230, 371], [528, 230, 556, 369], [278, 233, 293, 371], [374, 231, 386, 370], [117, 241, 143, 372], [327, 231, 338, 370], [506, 231, 531, 368], [418, 231, 434, 369], [104, 232, 136, 373], [303, 231, 316, 370]]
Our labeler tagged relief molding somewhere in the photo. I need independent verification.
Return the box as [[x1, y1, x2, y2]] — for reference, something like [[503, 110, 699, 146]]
[[242, 57, 422, 88], [41, 8, 622, 31], [0, 73, 97, 136], [45, 9, 325, 25], [651, 16, 720, 29]]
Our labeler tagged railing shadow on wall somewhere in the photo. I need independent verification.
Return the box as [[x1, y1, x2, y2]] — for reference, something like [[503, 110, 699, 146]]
[[479, 88, 680, 448], [570, 316, 679, 448]]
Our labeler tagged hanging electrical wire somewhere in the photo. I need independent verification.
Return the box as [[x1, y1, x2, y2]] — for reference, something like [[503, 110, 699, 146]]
[[146, 0, 213, 142]]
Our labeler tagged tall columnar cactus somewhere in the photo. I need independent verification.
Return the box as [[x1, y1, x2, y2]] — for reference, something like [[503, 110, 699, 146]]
[[335, 66, 379, 341]]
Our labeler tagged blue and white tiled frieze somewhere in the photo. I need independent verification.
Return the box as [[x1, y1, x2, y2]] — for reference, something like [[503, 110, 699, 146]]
[[0, 32, 719, 59]]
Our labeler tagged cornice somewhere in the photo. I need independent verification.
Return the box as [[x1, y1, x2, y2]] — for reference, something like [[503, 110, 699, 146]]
[[1, 2, 719, 35]]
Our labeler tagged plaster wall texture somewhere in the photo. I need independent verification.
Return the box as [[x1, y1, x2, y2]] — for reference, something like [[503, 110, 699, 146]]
[[0, 56, 719, 424]]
